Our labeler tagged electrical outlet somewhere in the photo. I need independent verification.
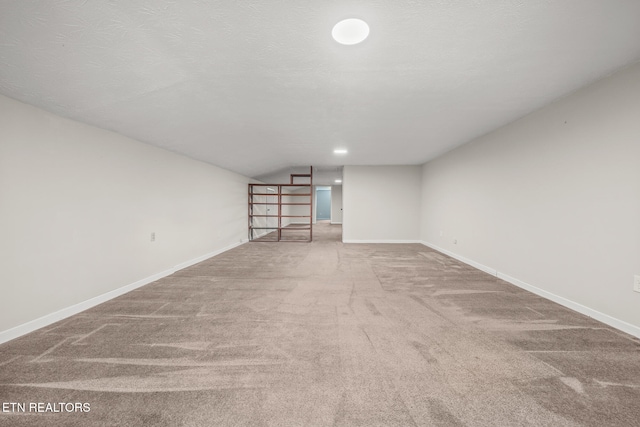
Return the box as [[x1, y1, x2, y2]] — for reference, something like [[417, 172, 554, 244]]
[[151, 232, 156, 242], [634, 275, 640, 293]]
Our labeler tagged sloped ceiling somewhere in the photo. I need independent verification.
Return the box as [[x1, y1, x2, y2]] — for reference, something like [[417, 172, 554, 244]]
[[1, 0, 640, 180]]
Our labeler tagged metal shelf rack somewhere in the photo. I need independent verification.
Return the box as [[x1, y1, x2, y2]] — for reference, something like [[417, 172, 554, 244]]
[[248, 167, 313, 242]]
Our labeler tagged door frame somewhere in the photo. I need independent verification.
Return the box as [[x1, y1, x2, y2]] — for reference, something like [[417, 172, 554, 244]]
[[314, 186, 332, 223]]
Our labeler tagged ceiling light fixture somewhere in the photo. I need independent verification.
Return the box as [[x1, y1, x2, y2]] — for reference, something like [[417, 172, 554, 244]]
[[332, 18, 369, 45], [333, 149, 348, 154], [335, 179, 342, 183]]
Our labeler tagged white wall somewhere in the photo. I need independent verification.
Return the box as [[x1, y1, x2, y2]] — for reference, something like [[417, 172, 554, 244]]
[[0, 95, 250, 340], [343, 165, 421, 243], [331, 185, 343, 224], [421, 62, 640, 335], [280, 187, 292, 228], [285, 186, 312, 225], [248, 184, 274, 238], [254, 166, 340, 187]]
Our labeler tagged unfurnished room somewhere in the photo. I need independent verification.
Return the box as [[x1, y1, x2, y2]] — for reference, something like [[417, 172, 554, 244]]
[[1, 1, 640, 426]]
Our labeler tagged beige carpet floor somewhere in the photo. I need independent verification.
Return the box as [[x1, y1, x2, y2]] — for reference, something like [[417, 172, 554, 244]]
[[1, 221, 640, 426]]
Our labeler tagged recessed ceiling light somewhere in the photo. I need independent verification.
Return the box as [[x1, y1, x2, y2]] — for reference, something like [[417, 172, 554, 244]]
[[334, 149, 348, 154], [335, 179, 342, 183], [332, 19, 369, 45]]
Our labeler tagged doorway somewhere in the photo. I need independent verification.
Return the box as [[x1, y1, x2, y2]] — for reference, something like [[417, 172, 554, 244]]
[[315, 187, 331, 221]]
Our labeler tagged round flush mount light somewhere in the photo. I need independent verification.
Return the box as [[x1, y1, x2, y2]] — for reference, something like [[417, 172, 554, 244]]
[[332, 19, 369, 45]]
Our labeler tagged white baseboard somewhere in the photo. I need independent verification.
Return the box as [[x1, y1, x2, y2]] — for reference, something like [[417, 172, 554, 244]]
[[173, 240, 247, 271], [343, 239, 422, 244], [421, 241, 498, 276], [330, 221, 343, 225], [421, 241, 640, 339], [495, 271, 640, 339], [0, 240, 247, 345]]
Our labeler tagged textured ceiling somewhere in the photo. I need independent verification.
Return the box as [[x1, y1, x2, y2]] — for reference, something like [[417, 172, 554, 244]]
[[1, 1, 640, 182]]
